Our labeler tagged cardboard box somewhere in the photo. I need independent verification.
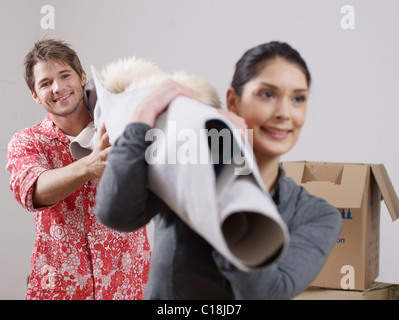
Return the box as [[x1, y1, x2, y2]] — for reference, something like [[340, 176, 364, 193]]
[[293, 282, 399, 300], [282, 161, 399, 290]]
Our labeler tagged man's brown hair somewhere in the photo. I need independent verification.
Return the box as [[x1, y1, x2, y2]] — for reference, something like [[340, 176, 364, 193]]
[[24, 38, 84, 93]]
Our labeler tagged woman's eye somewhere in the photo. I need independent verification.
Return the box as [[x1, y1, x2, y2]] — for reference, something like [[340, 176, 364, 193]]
[[260, 91, 274, 98], [294, 95, 306, 102]]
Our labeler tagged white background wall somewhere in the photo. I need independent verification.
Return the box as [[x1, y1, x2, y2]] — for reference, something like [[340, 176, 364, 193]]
[[1, 0, 398, 299]]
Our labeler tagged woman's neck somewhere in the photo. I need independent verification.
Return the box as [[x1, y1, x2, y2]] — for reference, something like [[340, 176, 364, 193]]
[[254, 151, 281, 191]]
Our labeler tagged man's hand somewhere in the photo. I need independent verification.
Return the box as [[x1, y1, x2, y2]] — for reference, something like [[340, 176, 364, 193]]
[[84, 123, 111, 180], [33, 123, 111, 208]]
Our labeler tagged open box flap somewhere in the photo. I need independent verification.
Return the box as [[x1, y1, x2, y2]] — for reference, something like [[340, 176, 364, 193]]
[[370, 164, 399, 221], [282, 161, 368, 208]]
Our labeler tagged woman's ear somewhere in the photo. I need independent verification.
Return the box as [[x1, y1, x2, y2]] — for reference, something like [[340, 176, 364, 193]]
[[226, 87, 239, 112]]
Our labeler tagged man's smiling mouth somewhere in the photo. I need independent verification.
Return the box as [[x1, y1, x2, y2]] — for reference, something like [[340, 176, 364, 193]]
[[53, 93, 72, 102]]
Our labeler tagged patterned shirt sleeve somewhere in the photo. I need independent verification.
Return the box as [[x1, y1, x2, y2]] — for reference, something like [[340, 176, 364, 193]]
[[6, 128, 51, 212]]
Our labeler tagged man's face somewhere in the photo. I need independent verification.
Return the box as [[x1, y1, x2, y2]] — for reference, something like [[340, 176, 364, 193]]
[[31, 59, 86, 117]]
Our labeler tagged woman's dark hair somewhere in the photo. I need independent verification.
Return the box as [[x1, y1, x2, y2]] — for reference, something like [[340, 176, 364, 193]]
[[231, 41, 311, 96]]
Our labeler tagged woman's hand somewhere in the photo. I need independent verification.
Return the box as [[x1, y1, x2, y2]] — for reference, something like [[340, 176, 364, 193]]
[[129, 79, 201, 127], [217, 109, 248, 134]]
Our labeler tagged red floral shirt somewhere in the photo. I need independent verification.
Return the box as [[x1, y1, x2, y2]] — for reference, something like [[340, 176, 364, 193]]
[[6, 114, 151, 300]]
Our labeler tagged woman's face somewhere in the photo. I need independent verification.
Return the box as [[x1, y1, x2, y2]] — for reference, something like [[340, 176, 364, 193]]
[[228, 58, 308, 159]]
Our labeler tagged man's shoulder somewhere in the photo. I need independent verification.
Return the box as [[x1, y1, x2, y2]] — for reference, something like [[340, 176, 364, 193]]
[[9, 115, 52, 147]]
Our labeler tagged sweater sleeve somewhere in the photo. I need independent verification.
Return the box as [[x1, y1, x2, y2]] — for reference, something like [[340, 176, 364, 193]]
[[213, 183, 342, 300], [95, 122, 156, 232]]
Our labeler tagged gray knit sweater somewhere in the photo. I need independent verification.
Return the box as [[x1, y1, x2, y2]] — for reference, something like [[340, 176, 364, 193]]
[[95, 122, 342, 300]]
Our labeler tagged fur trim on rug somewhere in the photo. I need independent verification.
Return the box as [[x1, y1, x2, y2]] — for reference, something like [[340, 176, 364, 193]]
[[97, 57, 221, 108]]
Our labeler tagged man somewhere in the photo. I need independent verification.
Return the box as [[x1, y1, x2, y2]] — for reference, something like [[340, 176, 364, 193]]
[[6, 39, 151, 300]]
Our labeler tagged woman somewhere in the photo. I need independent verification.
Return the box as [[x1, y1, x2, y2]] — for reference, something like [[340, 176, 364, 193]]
[[95, 41, 341, 299]]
